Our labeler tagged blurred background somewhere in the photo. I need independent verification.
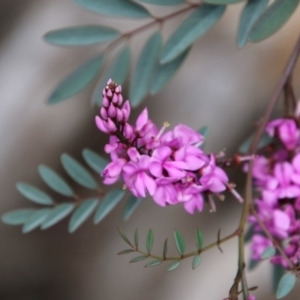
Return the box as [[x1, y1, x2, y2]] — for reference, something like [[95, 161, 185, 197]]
[[0, 0, 300, 299]]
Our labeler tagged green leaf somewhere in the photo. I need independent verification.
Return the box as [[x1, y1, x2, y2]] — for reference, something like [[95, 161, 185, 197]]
[[22, 209, 51, 233], [174, 229, 185, 255], [145, 260, 162, 267], [2, 209, 35, 225], [161, 4, 225, 64], [117, 249, 135, 255], [41, 203, 75, 230], [117, 227, 132, 246], [273, 265, 285, 293], [82, 149, 108, 174], [74, 0, 150, 18], [150, 47, 190, 95], [261, 246, 276, 260], [94, 189, 125, 223], [248, 258, 260, 270], [167, 260, 180, 271], [192, 255, 202, 270], [203, 0, 243, 3], [123, 196, 142, 221], [276, 273, 296, 299], [139, 0, 184, 5], [16, 183, 53, 205], [130, 31, 162, 107], [130, 255, 148, 263], [61, 154, 98, 190], [44, 25, 120, 46], [237, 0, 269, 47], [134, 229, 139, 248], [249, 0, 299, 42], [199, 126, 209, 139], [68, 198, 99, 233], [195, 228, 204, 250], [146, 229, 154, 252], [38, 165, 74, 197], [239, 132, 273, 154], [92, 46, 131, 106], [47, 54, 104, 104], [163, 238, 168, 258]]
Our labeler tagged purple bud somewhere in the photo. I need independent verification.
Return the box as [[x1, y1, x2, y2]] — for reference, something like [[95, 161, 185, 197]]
[[103, 96, 109, 107], [118, 94, 123, 106], [112, 93, 118, 104], [107, 78, 112, 85], [122, 100, 131, 122], [123, 123, 134, 139], [100, 107, 108, 120], [116, 108, 123, 122], [95, 116, 108, 133], [115, 85, 121, 93], [139, 121, 153, 137], [107, 89, 113, 98], [107, 118, 117, 133], [108, 103, 116, 118]]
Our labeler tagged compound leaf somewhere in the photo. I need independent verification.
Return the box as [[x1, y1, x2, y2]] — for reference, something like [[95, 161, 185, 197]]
[[276, 273, 296, 299], [44, 25, 120, 46], [146, 229, 154, 252], [82, 148, 108, 174], [61, 154, 98, 190], [174, 229, 185, 255], [94, 189, 125, 223], [145, 260, 162, 267], [167, 260, 180, 271], [47, 54, 104, 104], [22, 209, 51, 233], [130, 255, 148, 263], [192, 255, 201, 270], [123, 196, 142, 221], [68, 198, 99, 233], [2, 209, 35, 225], [195, 228, 204, 250], [16, 183, 53, 205]]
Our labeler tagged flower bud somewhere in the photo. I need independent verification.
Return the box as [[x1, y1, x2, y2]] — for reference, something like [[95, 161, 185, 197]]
[[100, 107, 108, 120], [107, 118, 117, 133], [116, 108, 123, 122], [123, 123, 134, 139], [108, 103, 116, 118], [103, 96, 109, 107]]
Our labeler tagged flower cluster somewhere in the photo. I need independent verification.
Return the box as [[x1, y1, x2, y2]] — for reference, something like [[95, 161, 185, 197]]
[[248, 117, 300, 269], [95, 80, 234, 214]]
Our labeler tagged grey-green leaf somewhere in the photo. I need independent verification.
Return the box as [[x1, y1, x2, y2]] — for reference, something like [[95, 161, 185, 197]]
[[38, 165, 74, 197], [261, 246, 276, 260], [248, 258, 260, 270], [167, 260, 180, 271], [273, 265, 285, 293], [41, 203, 75, 230], [118, 249, 135, 255], [161, 4, 225, 64], [145, 260, 162, 267], [192, 255, 201, 270], [47, 54, 104, 104], [150, 47, 190, 95], [134, 229, 139, 248], [2, 209, 35, 225], [276, 273, 296, 299], [74, 0, 150, 18], [237, 0, 269, 47], [174, 229, 185, 255], [123, 196, 142, 221], [61, 154, 98, 189], [239, 132, 273, 154], [44, 25, 120, 46], [203, 0, 243, 3], [22, 209, 51, 233], [82, 148, 108, 174], [118, 227, 132, 246], [130, 31, 162, 107], [139, 0, 184, 5], [130, 255, 148, 263], [16, 183, 53, 205], [94, 189, 125, 223], [163, 238, 168, 258], [146, 229, 154, 252], [68, 198, 99, 233], [249, 0, 299, 42], [195, 228, 204, 250], [92, 46, 131, 106]]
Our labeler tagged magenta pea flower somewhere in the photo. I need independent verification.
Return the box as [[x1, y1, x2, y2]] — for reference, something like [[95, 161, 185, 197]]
[[153, 178, 178, 207], [102, 156, 126, 185], [122, 148, 156, 198]]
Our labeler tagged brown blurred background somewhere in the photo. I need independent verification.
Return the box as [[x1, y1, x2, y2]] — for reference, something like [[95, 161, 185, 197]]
[[0, 1, 300, 299]]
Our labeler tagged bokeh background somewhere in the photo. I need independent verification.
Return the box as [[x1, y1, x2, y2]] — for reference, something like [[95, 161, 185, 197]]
[[0, 1, 300, 299]]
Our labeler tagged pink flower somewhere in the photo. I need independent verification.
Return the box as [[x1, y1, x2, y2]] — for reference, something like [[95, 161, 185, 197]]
[[149, 146, 188, 179], [250, 234, 272, 260], [122, 148, 156, 197], [102, 156, 126, 184], [153, 178, 178, 207]]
